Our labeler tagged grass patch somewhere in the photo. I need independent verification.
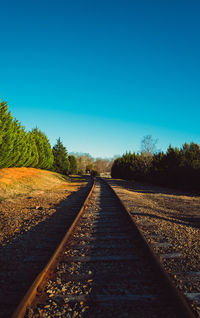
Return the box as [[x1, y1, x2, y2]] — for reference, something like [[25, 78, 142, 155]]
[[0, 196, 5, 202], [54, 173, 71, 182], [0, 168, 86, 200]]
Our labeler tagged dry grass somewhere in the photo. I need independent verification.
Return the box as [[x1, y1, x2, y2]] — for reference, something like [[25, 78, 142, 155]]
[[0, 167, 82, 200], [0, 168, 87, 246]]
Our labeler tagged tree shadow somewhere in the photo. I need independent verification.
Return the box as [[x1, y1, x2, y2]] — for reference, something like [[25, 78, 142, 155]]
[[107, 179, 200, 230], [0, 177, 92, 318], [131, 211, 200, 230], [109, 179, 200, 197]]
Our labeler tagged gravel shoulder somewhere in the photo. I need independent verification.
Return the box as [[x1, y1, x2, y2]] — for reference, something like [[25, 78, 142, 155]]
[[106, 178, 200, 316], [0, 175, 92, 318], [0, 177, 86, 246]]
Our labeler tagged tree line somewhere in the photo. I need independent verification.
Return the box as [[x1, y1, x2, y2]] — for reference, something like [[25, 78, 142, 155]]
[[111, 138, 200, 191], [73, 153, 113, 175], [0, 100, 54, 169], [0, 99, 113, 176], [0, 99, 79, 175]]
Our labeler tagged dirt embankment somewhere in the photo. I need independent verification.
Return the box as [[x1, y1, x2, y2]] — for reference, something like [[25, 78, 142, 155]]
[[0, 167, 82, 199], [0, 167, 86, 245]]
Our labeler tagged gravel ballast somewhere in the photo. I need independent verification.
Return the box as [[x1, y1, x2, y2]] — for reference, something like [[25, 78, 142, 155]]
[[106, 178, 200, 316], [26, 181, 182, 318], [0, 177, 91, 318]]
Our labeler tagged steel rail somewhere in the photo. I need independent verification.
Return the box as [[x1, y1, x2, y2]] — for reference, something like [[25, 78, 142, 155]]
[[12, 178, 95, 318], [102, 177, 196, 318]]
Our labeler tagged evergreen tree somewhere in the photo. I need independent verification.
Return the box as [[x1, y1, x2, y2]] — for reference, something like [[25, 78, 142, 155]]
[[52, 138, 70, 175], [0, 99, 53, 170], [9, 120, 28, 167], [31, 128, 54, 169], [0, 101, 15, 168], [68, 155, 78, 174], [111, 142, 200, 190], [23, 132, 39, 167], [41, 132, 54, 169]]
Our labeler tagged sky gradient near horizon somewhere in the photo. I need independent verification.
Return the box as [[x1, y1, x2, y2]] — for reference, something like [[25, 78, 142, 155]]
[[1, 0, 200, 158]]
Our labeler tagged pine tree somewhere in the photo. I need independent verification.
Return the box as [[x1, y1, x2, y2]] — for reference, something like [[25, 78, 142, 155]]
[[0, 100, 15, 168], [52, 138, 70, 175], [9, 120, 28, 167], [68, 155, 78, 174], [42, 133, 54, 169], [0, 99, 54, 170], [23, 132, 39, 167], [31, 128, 54, 169]]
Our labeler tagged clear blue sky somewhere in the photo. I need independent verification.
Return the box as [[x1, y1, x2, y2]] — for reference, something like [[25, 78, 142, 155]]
[[1, 0, 200, 158]]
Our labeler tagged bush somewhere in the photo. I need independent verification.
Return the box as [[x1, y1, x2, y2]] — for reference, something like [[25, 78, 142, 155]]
[[91, 170, 100, 177], [68, 155, 78, 174], [111, 142, 200, 191]]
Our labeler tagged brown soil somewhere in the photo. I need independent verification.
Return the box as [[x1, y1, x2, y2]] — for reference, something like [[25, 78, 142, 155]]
[[0, 168, 86, 245], [0, 167, 81, 201]]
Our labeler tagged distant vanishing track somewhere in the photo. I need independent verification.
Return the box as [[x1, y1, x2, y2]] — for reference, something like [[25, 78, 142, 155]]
[[13, 178, 196, 317]]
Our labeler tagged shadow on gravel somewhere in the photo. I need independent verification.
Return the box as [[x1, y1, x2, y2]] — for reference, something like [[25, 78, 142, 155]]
[[0, 177, 92, 318], [64, 180, 180, 317], [108, 179, 200, 230], [131, 212, 200, 230], [110, 179, 200, 198]]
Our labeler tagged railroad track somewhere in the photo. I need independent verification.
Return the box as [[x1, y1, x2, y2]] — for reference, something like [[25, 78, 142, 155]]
[[13, 178, 196, 317]]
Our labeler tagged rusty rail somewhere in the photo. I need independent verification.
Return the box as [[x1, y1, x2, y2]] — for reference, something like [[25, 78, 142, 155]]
[[102, 177, 196, 318], [12, 178, 95, 318], [12, 176, 196, 317]]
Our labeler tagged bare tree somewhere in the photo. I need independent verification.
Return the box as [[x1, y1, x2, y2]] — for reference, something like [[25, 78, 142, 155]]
[[74, 153, 94, 173], [94, 159, 108, 173], [72, 152, 115, 175], [141, 135, 158, 155], [140, 135, 158, 170]]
